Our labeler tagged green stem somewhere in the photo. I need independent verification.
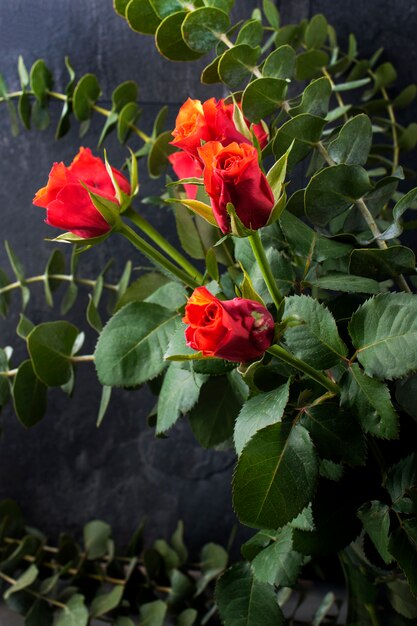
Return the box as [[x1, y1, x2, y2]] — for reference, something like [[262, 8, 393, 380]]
[[267, 344, 340, 394], [0, 274, 118, 297], [124, 207, 204, 283], [248, 231, 283, 310], [118, 223, 199, 289]]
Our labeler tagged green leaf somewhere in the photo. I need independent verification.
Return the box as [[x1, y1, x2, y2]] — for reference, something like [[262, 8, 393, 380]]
[[156, 362, 207, 434], [218, 44, 261, 89], [328, 114, 373, 166], [72, 74, 101, 121], [174, 204, 205, 260], [305, 14, 328, 49], [176, 609, 198, 626], [148, 131, 176, 178], [283, 295, 347, 370], [302, 403, 366, 465], [305, 164, 372, 227], [379, 187, 417, 241], [236, 19, 263, 47], [233, 422, 318, 529], [195, 542, 228, 595], [251, 526, 303, 587], [368, 62, 397, 97], [309, 274, 380, 294], [388, 528, 417, 598], [189, 375, 242, 447], [349, 246, 416, 281], [201, 55, 222, 84], [215, 562, 284, 626], [341, 364, 399, 439], [156, 12, 202, 61], [126, 0, 161, 34], [349, 293, 417, 379], [29, 59, 53, 105], [3, 564, 38, 599], [83, 520, 111, 560], [273, 113, 326, 170], [117, 101, 140, 143], [386, 454, 417, 514], [144, 281, 186, 310], [393, 84, 417, 109], [115, 272, 169, 311], [55, 594, 88, 626], [280, 212, 352, 262], [387, 579, 417, 620], [45, 249, 66, 306], [396, 373, 417, 421], [114, 0, 130, 16], [12, 360, 47, 428], [398, 122, 417, 151], [182, 7, 229, 54], [171, 520, 188, 564], [95, 302, 179, 387], [139, 600, 167, 626], [234, 382, 290, 455], [262, 0, 280, 29], [357, 501, 392, 564], [263, 45, 296, 79], [150, 0, 183, 19], [296, 50, 329, 80], [27, 321, 78, 387], [290, 77, 332, 118], [90, 585, 124, 618], [241, 77, 288, 122], [97, 386, 111, 427]]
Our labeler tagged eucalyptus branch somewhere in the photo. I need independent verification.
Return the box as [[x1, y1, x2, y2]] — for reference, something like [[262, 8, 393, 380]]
[[0, 273, 119, 297], [0, 570, 67, 610], [217, 34, 263, 79]]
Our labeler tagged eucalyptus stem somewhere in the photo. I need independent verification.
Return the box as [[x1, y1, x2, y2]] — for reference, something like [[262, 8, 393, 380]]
[[267, 344, 340, 394], [248, 231, 283, 310], [0, 274, 118, 297], [118, 223, 199, 289], [315, 142, 412, 293], [124, 207, 204, 283]]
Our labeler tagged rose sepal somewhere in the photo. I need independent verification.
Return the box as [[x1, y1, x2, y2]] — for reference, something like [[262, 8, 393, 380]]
[[104, 149, 136, 214], [266, 142, 292, 202], [166, 177, 205, 188], [238, 266, 266, 305], [266, 191, 287, 226], [46, 231, 111, 254], [86, 187, 123, 231], [226, 202, 257, 238], [164, 197, 218, 227]]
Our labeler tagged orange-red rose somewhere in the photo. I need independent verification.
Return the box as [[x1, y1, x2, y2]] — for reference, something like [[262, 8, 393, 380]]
[[33, 147, 131, 239], [171, 97, 268, 160], [168, 151, 203, 200], [183, 287, 275, 363], [198, 141, 275, 233]]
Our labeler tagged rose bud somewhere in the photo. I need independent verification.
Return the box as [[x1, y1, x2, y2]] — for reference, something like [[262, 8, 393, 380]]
[[198, 141, 275, 234], [183, 286, 275, 363], [168, 151, 203, 200], [33, 147, 131, 239], [171, 97, 268, 159]]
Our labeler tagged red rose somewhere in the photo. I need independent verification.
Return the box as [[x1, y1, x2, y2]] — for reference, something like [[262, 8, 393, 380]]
[[198, 141, 275, 234], [33, 147, 131, 239], [171, 97, 268, 160], [168, 151, 203, 200], [183, 286, 275, 363]]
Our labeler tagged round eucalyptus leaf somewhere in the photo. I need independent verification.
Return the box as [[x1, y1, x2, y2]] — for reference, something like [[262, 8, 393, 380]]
[[156, 11, 203, 61], [12, 360, 47, 428], [218, 44, 261, 88], [27, 321, 78, 387], [182, 7, 230, 54], [72, 74, 101, 121], [242, 77, 288, 122], [126, 0, 161, 34]]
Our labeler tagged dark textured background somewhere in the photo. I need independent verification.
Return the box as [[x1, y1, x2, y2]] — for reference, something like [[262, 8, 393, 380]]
[[0, 0, 416, 551]]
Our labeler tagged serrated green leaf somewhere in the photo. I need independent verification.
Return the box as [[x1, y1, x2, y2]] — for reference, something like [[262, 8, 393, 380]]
[[309, 274, 380, 294], [349, 293, 417, 379], [234, 382, 290, 455], [386, 454, 417, 514], [95, 302, 179, 386], [156, 362, 207, 434], [328, 114, 373, 166], [349, 246, 416, 281], [251, 526, 303, 587], [388, 528, 417, 598], [233, 422, 318, 529], [341, 364, 399, 439], [357, 501, 392, 564], [305, 164, 372, 227], [115, 272, 169, 311], [283, 295, 347, 370], [215, 562, 284, 626]]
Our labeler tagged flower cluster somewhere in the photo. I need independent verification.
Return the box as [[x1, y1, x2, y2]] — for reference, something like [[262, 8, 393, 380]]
[[169, 97, 275, 234]]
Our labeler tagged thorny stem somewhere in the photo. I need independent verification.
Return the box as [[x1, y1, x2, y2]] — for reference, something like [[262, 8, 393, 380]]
[[267, 344, 340, 394], [315, 141, 412, 293], [124, 207, 204, 284]]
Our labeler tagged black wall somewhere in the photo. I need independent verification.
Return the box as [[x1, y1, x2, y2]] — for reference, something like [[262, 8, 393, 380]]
[[0, 0, 416, 550]]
